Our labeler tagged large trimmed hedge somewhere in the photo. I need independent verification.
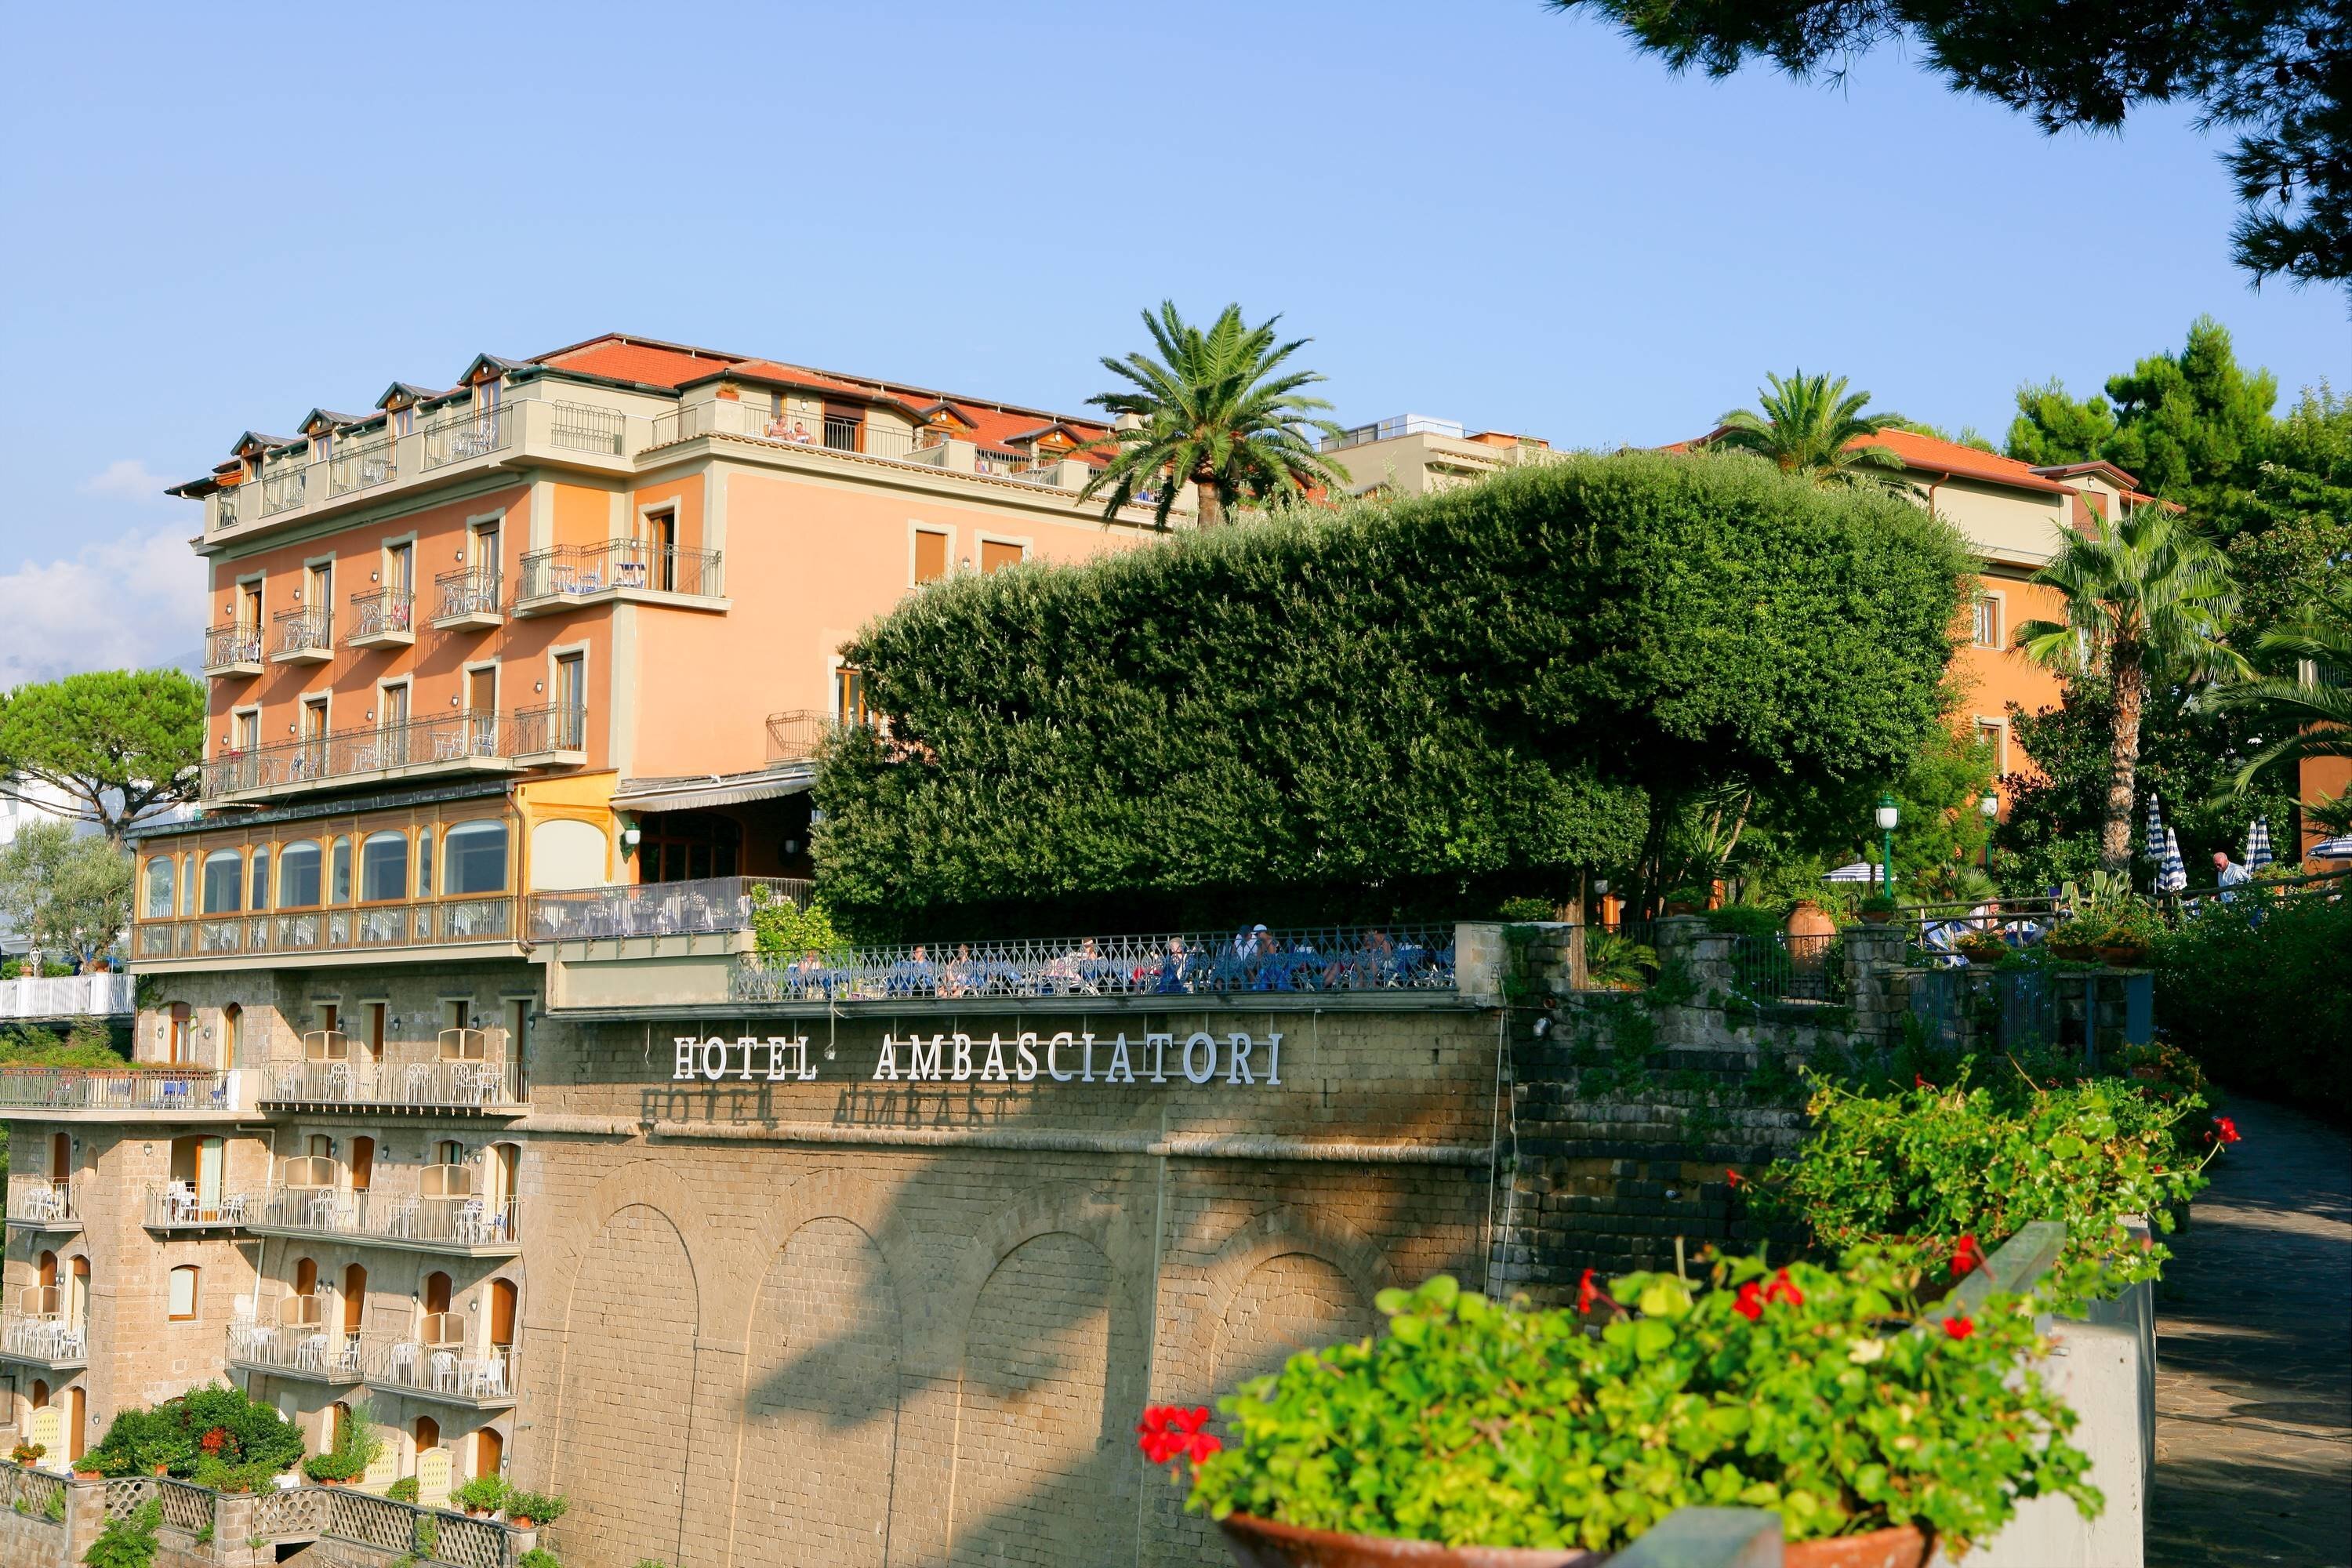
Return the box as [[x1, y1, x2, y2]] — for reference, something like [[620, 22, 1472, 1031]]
[[815, 452, 1969, 937]]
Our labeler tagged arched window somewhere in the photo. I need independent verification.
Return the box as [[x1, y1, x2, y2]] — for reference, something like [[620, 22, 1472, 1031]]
[[422, 1272, 452, 1316], [350, 1137, 375, 1192], [412, 1415, 439, 1456], [358, 832, 408, 902], [342, 1265, 366, 1335], [143, 858, 175, 920], [474, 1428, 503, 1479], [278, 841, 321, 908], [307, 1134, 332, 1160], [222, 1004, 241, 1063], [329, 837, 352, 904], [434, 1140, 463, 1167], [248, 847, 270, 912], [200, 850, 244, 914], [442, 822, 510, 896], [295, 1258, 318, 1297], [416, 829, 433, 897], [29, 1381, 47, 1410], [168, 1265, 199, 1322]]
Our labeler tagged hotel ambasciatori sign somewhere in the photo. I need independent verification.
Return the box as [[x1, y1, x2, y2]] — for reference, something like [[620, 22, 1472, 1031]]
[[673, 1029, 1286, 1087]]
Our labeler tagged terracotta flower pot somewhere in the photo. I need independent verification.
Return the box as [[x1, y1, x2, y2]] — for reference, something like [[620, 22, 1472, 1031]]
[[511, 1516, 536, 1530], [1217, 1514, 1598, 1566], [1782, 1525, 1932, 1568], [1785, 901, 1838, 942], [1859, 909, 1896, 926]]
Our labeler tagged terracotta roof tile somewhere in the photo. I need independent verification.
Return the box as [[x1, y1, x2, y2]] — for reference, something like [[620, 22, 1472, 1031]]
[[538, 339, 745, 387]]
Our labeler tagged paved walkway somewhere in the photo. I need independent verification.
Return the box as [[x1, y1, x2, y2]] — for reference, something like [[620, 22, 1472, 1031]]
[[2148, 1098, 2352, 1567]]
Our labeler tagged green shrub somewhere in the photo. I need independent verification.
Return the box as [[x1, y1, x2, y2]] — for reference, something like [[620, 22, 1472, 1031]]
[[1704, 904, 1786, 938], [1758, 1073, 2215, 1299], [1581, 928, 1657, 988], [452, 1475, 510, 1515], [517, 1551, 562, 1568], [2152, 891, 2352, 1122], [816, 452, 1966, 938], [82, 1501, 161, 1568], [87, 1384, 304, 1481], [748, 892, 844, 961], [302, 1453, 365, 1483], [1494, 895, 1558, 922], [504, 1491, 568, 1526], [1182, 1264, 2095, 1555], [387, 1476, 419, 1504]]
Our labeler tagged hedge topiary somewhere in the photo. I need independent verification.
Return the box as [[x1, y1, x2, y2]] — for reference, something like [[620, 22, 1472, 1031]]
[[817, 450, 1968, 938]]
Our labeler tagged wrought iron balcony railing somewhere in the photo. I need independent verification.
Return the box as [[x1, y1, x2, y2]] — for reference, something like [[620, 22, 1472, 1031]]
[[5, 1177, 78, 1228], [365, 1336, 517, 1404], [203, 622, 263, 672], [327, 436, 397, 497], [734, 924, 1460, 1004], [270, 605, 333, 659], [199, 709, 515, 799], [0, 1069, 242, 1114], [421, 405, 514, 470], [509, 703, 586, 757], [515, 538, 722, 602], [259, 1058, 525, 1111], [347, 589, 416, 644], [529, 875, 811, 942], [432, 568, 502, 622]]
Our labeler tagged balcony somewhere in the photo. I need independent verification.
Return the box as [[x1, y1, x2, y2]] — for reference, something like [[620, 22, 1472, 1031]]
[[260, 465, 307, 517], [210, 487, 242, 534], [509, 703, 586, 766], [143, 1184, 250, 1232], [270, 606, 334, 664], [198, 710, 521, 803], [364, 1326, 517, 1407], [431, 568, 503, 630], [514, 538, 724, 613], [203, 623, 264, 677], [0, 972, 134, 1022], [5, 1178, 80, 1232], [228, 1297, 361, 1383], [256, 1029, 524, 1112], [327, 435, 397, 498], [136, 898, 520, 966], [529, 875, 809, 944], [240, 1149, 518, 1253], [1, 1289, 85, 1371], [346, 589, 416, 650], [0, 1068, 246, 1121]]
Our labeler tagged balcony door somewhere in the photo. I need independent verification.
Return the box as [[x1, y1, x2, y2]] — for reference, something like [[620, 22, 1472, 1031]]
[[306, 561, 333, 630], [67, 1258, 89, 1328], [641, 508, 677, 592], [488, 1277, 517, 1352], [467, 666, 497, 753], [167, 1004, 193, 1065], [365, 1003, 387, 1068], [195, 1136, 224, 1210], [342, 1265, 367, 1338], [380, 682, 411, 768], [237, 580, 263, 630]]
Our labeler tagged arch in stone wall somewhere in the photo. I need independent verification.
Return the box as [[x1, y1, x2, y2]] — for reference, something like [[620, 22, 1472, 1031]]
[[547, 1195, 702, 1568], [948, 1229, 1140, 1567], [1187, 1204, 1396, 1396], [730, 1214, 904, 1567]]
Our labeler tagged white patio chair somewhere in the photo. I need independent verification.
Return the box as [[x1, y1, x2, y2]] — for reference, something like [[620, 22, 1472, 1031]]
[[429, 1351, 459, 1392]]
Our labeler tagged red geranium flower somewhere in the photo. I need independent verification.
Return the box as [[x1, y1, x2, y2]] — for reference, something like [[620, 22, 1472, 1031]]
[[1914, 1073, 1929, 1089], [1732, 1281, 1765, 1322], [1943, 1315, 1976, 1341], [2212, 1116, 2241, 1145], [1725, 1167, 1744, 1188], [199, 1428, 227, 1454], [1763, 1268, 1804, 1307], [1137, 1406, 1217, 1468], [1950, 1234, 1984, 1278], [1577, 1268, 1599, 1315]]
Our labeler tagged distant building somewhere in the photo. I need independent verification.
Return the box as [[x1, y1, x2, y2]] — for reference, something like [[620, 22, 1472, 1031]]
[[1317, 413, 1559, 498]]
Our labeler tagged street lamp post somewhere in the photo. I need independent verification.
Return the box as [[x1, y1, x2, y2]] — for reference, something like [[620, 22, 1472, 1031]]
[[1979, 790, 1999, 871], [1875, 793, 1900, 898]]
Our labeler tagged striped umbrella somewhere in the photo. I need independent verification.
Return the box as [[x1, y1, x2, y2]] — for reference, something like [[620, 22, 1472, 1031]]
[[2144, 791, 2169, 882], [2155, 826, 2188, 895], [2248, 818, 2274, 873]]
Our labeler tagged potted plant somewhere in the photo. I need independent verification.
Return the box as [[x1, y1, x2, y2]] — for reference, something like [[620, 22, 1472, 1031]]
[[1581, 929, 1657, 991], [2092, 900, 2165, 967], [9, 1441, 42, 1468], [387, 1476, 419, 1504], [1857, 892, 1900, 926], [303, 1452, 364, 1486], [505, 1491, 568, 1530], [1955, 930, 2009, 965], [1661, 886, 1708, 916], [1160, 1261, 2099, 1567], [453, 1475, 510, 1519]]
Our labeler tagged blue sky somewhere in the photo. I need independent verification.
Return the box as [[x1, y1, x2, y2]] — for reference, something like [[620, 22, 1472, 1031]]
[[2, 0, 2346, 682]]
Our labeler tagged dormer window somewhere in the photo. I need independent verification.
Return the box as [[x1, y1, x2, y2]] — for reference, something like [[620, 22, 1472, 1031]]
[[393, 405, 415, 437]]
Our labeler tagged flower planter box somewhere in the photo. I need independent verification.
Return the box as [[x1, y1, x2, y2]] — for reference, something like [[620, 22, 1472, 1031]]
[[1780, 1527, 1930, 1568], [1218, 1513, 1597, 1566]]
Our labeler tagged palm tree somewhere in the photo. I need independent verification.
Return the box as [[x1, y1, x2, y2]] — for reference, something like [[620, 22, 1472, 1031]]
[[1080, 302, 1348, 528], [2016, 506, 2245, 874], [1708, 370, 1908, 488], [2205, 588, 2352, 804]]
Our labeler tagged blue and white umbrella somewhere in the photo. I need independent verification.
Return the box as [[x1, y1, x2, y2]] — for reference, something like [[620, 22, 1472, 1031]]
[[2310, 835, 2352, 860], [2248, 818, 2274, 873], [2155, 826, 2188, 895], [2144, 791, 2169, 885]]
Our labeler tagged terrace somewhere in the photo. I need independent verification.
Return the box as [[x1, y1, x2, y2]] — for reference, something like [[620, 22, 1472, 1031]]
[[227, 1294, 361, 1382], [196, 707, 579, 804], [238, 1153, 520, 1256], [256, 1026, 526, 1113], [201, 622, 263, 677], [0, 1287, 85, 1371], [513, 537, 724, 612], [528, 874, 808, 944], [4, 1177, 80, 1232], [0, 1068, 247, 1121], [363, 1319, 517, 1407], [731, 924, 1461, 1007]]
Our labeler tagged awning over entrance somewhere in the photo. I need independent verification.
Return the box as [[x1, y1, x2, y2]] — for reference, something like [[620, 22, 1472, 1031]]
[[610, 763, 814, 815]]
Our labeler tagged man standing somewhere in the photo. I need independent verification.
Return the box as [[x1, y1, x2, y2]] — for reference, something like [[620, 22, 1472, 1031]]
[[2212, 851, 2252, 899]]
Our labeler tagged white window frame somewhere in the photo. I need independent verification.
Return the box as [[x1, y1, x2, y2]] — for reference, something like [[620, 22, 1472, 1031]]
[[1973, 717, 2009, 774], [1972, 589, 2005, 649]]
